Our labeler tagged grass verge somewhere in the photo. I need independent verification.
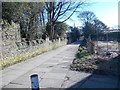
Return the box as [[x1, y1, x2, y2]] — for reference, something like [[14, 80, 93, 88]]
[[0, 41, 66, 69]]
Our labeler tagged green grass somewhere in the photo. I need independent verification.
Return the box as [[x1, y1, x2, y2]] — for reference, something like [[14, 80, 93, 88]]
[[0, 41, 66, 69], [76, 46, 92, 61]]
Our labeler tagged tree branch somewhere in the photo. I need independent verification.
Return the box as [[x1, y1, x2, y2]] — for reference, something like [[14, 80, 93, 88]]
[[61, 2, 84, 22]]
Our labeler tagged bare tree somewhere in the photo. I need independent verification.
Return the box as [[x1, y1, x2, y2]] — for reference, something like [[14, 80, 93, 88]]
[[94, 19, 108, 32], [44, 1, 85, 41], [77, 11, 97, 38], [78, 11, 108, 39], [78, 11, 97, 25]]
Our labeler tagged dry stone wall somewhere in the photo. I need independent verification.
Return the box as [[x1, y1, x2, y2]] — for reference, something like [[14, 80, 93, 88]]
[[1, 21, 67, 60], [1, 21, 21, 59], [0, 2, 1, 59]]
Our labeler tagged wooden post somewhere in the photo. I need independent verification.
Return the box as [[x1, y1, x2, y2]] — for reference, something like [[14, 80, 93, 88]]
[[30, 74, 39, 90]]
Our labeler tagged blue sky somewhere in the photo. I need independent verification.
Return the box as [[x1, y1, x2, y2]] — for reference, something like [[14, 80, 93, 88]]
[[65, 0, 119, 28]]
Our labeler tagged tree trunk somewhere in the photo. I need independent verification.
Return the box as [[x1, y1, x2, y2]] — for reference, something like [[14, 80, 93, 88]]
[[49, 22, 55, 41]]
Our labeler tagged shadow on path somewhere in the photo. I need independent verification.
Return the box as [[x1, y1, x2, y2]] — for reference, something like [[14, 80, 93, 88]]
[[68, 40, 82, 45]]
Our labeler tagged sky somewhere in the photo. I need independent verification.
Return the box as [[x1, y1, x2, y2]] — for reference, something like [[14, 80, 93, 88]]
[[65, 0, 119, 28]]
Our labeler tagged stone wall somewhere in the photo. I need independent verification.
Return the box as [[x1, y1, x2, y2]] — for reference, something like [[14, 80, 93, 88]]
[[1, 21, 21, 59], [1, 21, 67, 60], [0, 23, 2, 59]]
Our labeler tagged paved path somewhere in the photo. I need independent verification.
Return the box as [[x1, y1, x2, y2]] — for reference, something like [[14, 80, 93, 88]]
[[1, 41, 119, 89]]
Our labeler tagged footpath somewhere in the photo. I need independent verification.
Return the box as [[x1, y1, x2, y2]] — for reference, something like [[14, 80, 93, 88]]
[[0, 41, 119, 89]]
